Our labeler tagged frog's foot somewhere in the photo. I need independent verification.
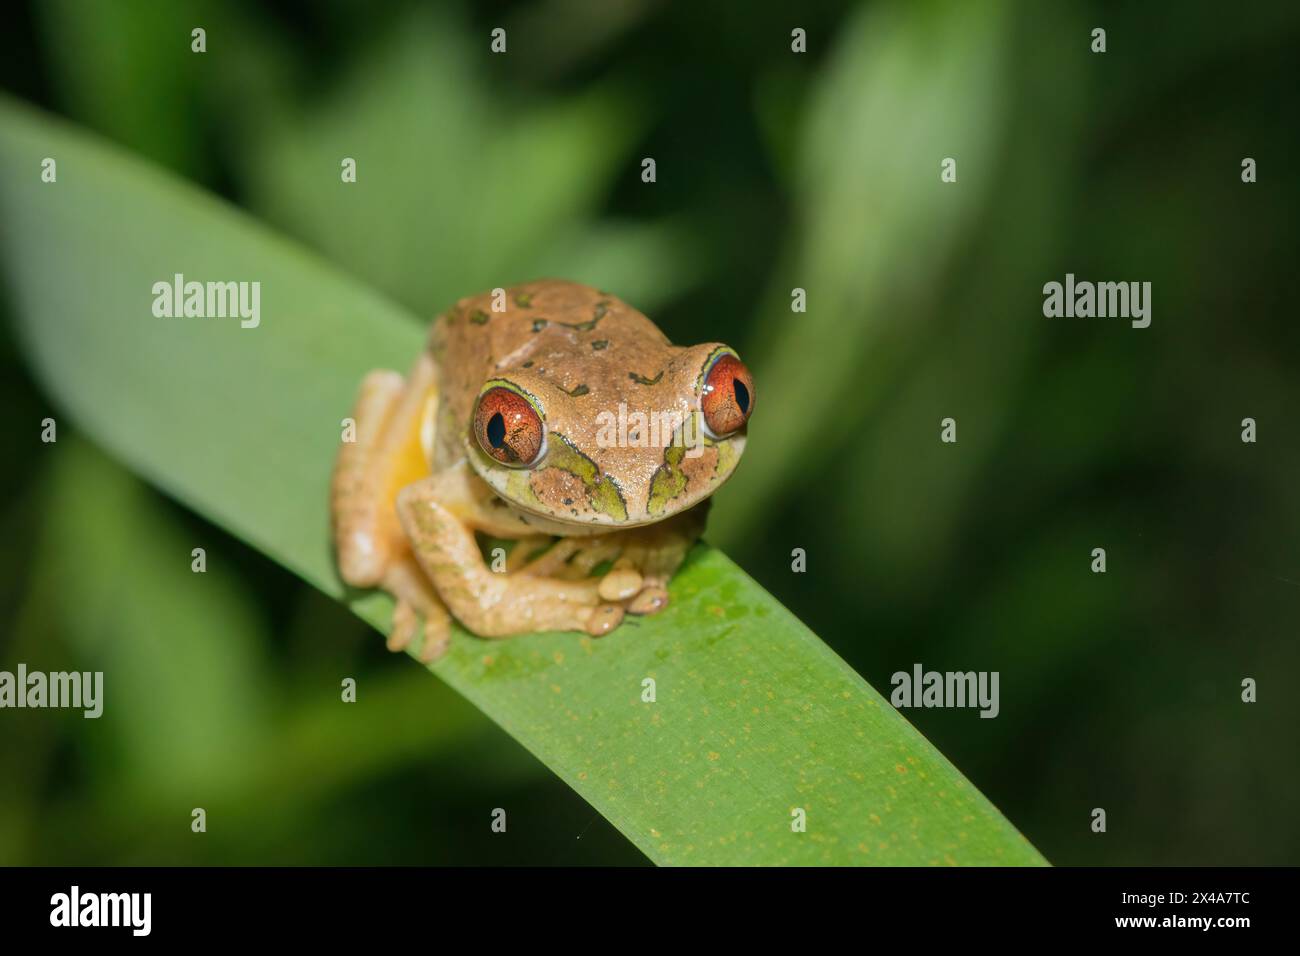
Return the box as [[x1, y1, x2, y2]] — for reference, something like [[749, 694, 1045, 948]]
[[599, 509, 705, 616], [397, 480, 623, 638], [518, 511, 702, 618], [382, 556, 452, 662], [603, 544, 679, 617], [515, 536, 620, 580], [511, 538, 667, 614]]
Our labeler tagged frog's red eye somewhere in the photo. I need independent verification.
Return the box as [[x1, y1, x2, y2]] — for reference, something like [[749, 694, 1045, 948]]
[[473, 387, 545, 467], [700, 352, 754, 438]]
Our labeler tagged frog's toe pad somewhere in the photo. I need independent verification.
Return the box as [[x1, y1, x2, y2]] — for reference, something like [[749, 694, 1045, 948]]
[[626, 586, 669, 616], [598, 559, 643, 602], [385, 598, 451, 661], [418, 617, 451, 662], [387, 600, 418, 652], [584, 603, 625, 636]]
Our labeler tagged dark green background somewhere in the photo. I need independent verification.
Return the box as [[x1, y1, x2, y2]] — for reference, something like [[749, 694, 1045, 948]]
[[1, 0, 1296, 865]]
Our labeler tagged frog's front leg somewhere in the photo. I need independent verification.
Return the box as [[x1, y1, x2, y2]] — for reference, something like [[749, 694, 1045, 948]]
[[396, 478, 625, 638]]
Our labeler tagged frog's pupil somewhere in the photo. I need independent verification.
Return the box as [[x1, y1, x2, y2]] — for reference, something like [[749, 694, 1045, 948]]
[[487, 412, 507, 448], [734, 379, 750, 415]]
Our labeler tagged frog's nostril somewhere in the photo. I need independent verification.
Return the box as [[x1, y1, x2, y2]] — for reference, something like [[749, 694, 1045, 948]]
[[734, 379, 750, 415], [487, 412, 506, 448]]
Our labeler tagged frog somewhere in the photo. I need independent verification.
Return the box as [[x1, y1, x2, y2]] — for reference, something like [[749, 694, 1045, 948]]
[[330, 279, 755, 661]]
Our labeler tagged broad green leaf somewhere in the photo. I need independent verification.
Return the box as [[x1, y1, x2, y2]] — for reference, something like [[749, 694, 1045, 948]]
[[0, 94, 1045, 865]]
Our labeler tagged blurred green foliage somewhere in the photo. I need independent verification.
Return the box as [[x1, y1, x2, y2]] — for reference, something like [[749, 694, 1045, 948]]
[[1, 0, 1297, 864], [0, 93, 1042, 864]]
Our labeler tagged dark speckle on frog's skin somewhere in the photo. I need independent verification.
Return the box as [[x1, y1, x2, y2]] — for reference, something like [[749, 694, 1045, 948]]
[[532, 319, 549, 332], [522, 361, 534, 368], [470, 309, 490, 325], [628, 369, 664, 386], [556, 302, 609, 333], [563, 384, 590, 397], [592, 340, 609, 350]]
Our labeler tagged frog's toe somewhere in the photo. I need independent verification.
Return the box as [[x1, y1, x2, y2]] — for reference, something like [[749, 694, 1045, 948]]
[[597, 557, 643, 601], [626, 586, 669, 616], [583, 602, 625, 636], [505, 535, 555, 573], [418, 615, 451, 662], [386, 599, 418, 652], [515, 537, 582, 577]]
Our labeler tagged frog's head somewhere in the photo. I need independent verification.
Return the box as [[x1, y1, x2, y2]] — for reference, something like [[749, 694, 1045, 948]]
[[464, 341, 753, 530]]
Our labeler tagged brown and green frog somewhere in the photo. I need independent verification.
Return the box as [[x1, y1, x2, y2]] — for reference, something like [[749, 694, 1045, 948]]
[[330, 279, 754, 660]]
